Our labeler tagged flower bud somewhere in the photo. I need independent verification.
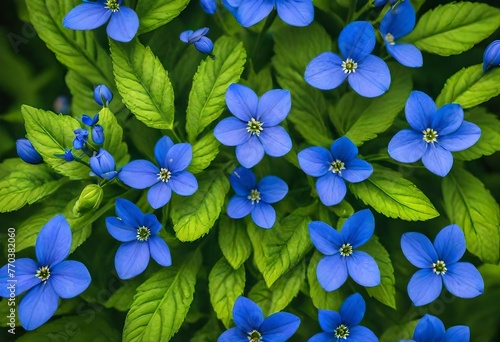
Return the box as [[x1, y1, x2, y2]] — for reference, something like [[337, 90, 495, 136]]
[[483, 40, 500, 72], [16, 138, 43, 164], [73, 128, 89, 150], [93, 84, 113, 106], [92, 125, 105, 145], [55, 149, 75, 162], [200, 0, 216, 14], [90, 148, 118, 180], [73, 184, 104, 216]]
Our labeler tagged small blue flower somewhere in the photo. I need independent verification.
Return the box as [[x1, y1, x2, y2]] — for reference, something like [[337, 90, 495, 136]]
[[400, 314, 470, 342], [305, 21, 391, 98], [309, 293, 378, 342], [483, 40, 500, 72], [309, 209, 380, 291], [298, 136, 373, 206], [93, 84, 114, 106], [401, 224, 484, 306], [218, 296, 300, 342], [82, 114, 104, 145], [388, 91, 481, 177], [214, 84, 292, 168], [200, 0, 216, 14], [180, 27, 215, 59], [90, 148, 118, 180], [16, 138, 43, 164], [222, 0, 314, 28], [55, 149, 75, 162], [63, 0, 139, 43], [106, 199, 172, 279], [73, 128, 89, 150], [228, 166, 288, 229], [118, 136, 198, 209], [0, 215, 91, 330], [380, 0, 423, 68]]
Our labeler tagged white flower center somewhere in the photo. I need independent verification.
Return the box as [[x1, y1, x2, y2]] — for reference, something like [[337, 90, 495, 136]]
[[385, 33, 395, 45], [158, 168, 172, 182], [342, 58, 358, 74], [248, 189, 261, 205], [247, 118, 264, 136], [335, 324, 350, 339], [36, 266, 50, 282], [433, 260, 447, 275], [422, 128, 438, 143], [329, 159, 346, 175], [339, 243, 353, 257], [105, 0, 120, 12], [136, 226, 151, 242], [247, 330, 262, 342]]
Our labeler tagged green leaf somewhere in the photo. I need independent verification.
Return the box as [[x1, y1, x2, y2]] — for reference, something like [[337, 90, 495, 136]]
[[123, 249, 202, 342], [208, 258, 246, 328], [190, 317, 222, 342], [110, 38, 175, 130], [171, 170, 230, 241], [0, 159, 64, 213], [435, 64, 500, 109], [405, 2, 500, 56], [350, 164, 439, 221], [65, 70, 99, 116], [247, 211, 312, 287], [241, 66, 273, 96], [98, 108, 129, 167], [104, 277, 144, 312], [186, 36, 246, 141], [22, 105, 90, 179], [136, 0, 190, 34], [272, 23, 333, 146], [442, 167, 500, 263], [218, 215, 252, 269], [187, 133, 220, 174], [307, 251, 345, 310]]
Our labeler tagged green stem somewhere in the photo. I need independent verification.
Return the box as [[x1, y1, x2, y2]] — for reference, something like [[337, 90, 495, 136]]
[[352, 0, 374, 21], [346, 0, 358, 23]]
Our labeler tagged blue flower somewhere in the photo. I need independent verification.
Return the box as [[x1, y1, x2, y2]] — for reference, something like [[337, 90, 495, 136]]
[[73, 128, 89, 150], [0, 215, 91, 330], [401, 224, 484, 306], [93, 84, 113, 106], [90, 148, 118, 180], [218, 296, 300, 342], [55, 149, 75, 162], [380, 0, 423, 67], [388, 91, 481, 177], [309, 293, 378, 342], [309, 209, 380, 291], [228, 166, 288, 229], [180, 27, 215, 59], [118, 136, 198, 209], [214, 84, 292, 168], [82, 114, 104, 145], [483, 40, 500, 72], [63, 0, 139, 43], [106, 199, 172, 279], [298, 136, 373, 206], [200, 0, 216, 14], [400, 314, 470, 342], [16, 138, 43, 164], [222, 0, 314, 28], [305, 21, 391, 98]]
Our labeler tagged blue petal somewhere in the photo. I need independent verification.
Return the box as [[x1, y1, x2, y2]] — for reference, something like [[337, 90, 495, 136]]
[[304, 52, 347, 90], [257, 89, 291, 125], [308, 332, 336, 342], [413, 314, 446, 342], [348, 326, 379, 342], [36, 215, 71, 267], [236, 0, 274, 27], [260, 312, 301, 340], [230, 166, 256, 195], [251, 202, 276, 229], [401, 232, 438, 268], [407, 268, 442, 306], [317, 254, 348, 291], [148, 236, 172, 267], [443, 262, 484, 298], [0, 258, 40, 297], [275, 0, 314, 27], [405, 91, 436, 131], [50, 260, 91, 298], [297, 146, 331, 177], [342, 159, 373, 183], [341, 209, 374, 248], [330, 136, 358, 162], [258, 176, 288, 204], [236, 135, 265, 168], [166, 143, 192, 173], [232, 296, 264, 333], [16, 138, 43, 164], [115, 241, 150, 279], [227, 0, 243, 6], [316, 173, 347, 206], [218, 327, 248, 342], [147, 182, 172, 209], [309, 221, 343, 255], [194, 37, 214, 54], [19, 283, 59, 331], [143, 213, 162, 235], [63, 3, 111, 30], [188, 27, 210, 42], [169, 171, 198, 196], [338, 21, 376, 61], [200, 0, 217, 14], [388, 129, 427, 163], [214, 117, 251, 146], [421, 144, 453, 177], [155, 136, 175, 167], [483, 40, 500, 72], [433, 224, 466, 265], [115, 198, 143, 228], [431, 104, 464, 135], [118, 160, 159, 189], [380, 0, 416, 39], [347, 251, 381, 287], [180, 30, 193, 43], [106, 217, 137, 242], [438, 121, 481, 152], [348, 55, 391, 98], [92, 125, 105, 144], [258, 126, 292, 157], [318, 310, 341, 333], [386, 43, 423, 68], [227, 196, 254, 219], [106, 6, 139, 42], [226, 84, 258, 121], [444, 326, 470, 342], [222, 0, 239, 17], [340, 293, 365, 327]]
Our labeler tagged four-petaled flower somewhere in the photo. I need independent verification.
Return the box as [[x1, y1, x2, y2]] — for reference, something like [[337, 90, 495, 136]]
[[399, 314, 470, 342], [90, 148, 118, 180], [16, 138, 43, 164], [483, 40, 500, 72], [388, 91, 481, 177], [227, 166, 288, 229], [180, 27, 215, 59], [82, 113, 104, 145], [73, 128, 89, 150], [63, 0, 139, 43], [106, 199, 172, 279], [309, 293, 378, 342], [298, 136, 373, 206], [0, 215, 91, 330], [218, 296, 300, 342], [118, 136, 198, 209], [214, 84, 292, 168], [401, 224, 484, 306], [309, 209, 380, 291], [305, 21, 391, 98]]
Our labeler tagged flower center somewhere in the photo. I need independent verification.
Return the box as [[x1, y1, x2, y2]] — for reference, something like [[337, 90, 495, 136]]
[[247, 118, 264, 136], [247, 189, 261, 205], [329, 159, 346, 175], [35, 266, 50, 282], [247, 330, 262, 342], [385, 33, 395, 45], [339, 243, 353, 257], [422, 128, 438, 143], [158, 168, 172, 182], [342, 58, 358, 74], [335, 324, 350, 339], [433, 260, 447, 275], [136, 226, 151, 242], [105, 0, 120, 12]]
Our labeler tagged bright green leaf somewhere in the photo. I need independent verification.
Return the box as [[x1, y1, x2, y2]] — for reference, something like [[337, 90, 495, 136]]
[[188, 133, 220, 174], [136, 0, 190, 34], [98, 108, 129, 167], [104, 277, 146, 312], [307, 250, 345, 310], [218, 215, 252, 269]]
